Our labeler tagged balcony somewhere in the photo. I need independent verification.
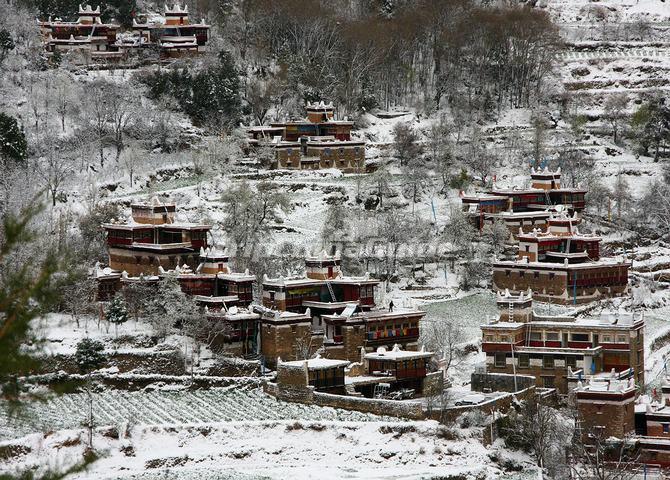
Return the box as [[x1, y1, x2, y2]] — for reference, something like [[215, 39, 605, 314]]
[[366, 328, 419, 343]]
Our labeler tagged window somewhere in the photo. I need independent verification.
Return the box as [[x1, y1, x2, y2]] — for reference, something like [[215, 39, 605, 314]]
[[549, 273, 555, 280], [571, 333, 589, 342], [534, 271, 540, 279], [518, 354, 529, 368], [495, 353, 506, 368], [485, 335, 494, 342], [601, 334, 612, 343], [525, 245, 529, 252], [546, 332, 559, 341], [566, 356, 577, 369], [500, 336, 510, 343], [542, 376, 555, 388], [664, 424, 670, 434], [617, 335, 628, 344], [505, 270, 511, 277], [543, 356, 554, 369], [529, 332, 542, 341]]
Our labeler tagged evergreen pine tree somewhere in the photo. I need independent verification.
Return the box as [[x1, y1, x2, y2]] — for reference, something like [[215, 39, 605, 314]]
[[0, 112, 27, 163], [0, 29, 15, 63], [0, 203, 57, 407], [105, 295, 128, 337], [75, 338, 106, 374]]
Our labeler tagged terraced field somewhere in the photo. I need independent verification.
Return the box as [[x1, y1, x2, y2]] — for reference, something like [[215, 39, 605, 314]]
[[0, 386, 396, 441]]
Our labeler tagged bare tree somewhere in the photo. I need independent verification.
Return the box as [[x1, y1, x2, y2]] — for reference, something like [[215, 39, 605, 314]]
[[603, 94, 628, 146], [120, 146, 141, 188], [246, 77, 274, 126], [191, 149, 213, 197], [500, 398, 565, 470], [464, 151, 496, 187], [483, 219, 509, 254], [106, 83, 137, 162], [531, 111, 550, 169], [612, 173, 632, 221], [35, 140, 72, 207], [393, 122, 422, 167], [55, 74, 79, 133], [61, 274, 97, 328], [570, 428, 639, 480], [293, 329, 316, 361], [182, 313, 233, 352], [87, 80, 110, 167], [421, 319, 466, 374], [368, 160, 393, 208], [402, 154, 429, 212], [585, 178, 611, 217], [638, 180, 670, 233], [220, 180, 291, 268], [555, 148, 594, 188]]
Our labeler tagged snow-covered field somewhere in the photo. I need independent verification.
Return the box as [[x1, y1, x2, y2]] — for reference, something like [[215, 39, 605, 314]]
[[1, 419, 540, 480], [0, 386, 399, 442]]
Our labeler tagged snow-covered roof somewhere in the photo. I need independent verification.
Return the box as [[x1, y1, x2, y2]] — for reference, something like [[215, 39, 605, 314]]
[[79, 4, 100, 14], [217, 271, 255, 282], [200, 246, 228, 259], [482, 310, 643, 329], [364, 345, 433, 362], [306, 101, 334, 110], [280, 355, 349, 370], [323, 308, 425, 324], [575, 377, 636, 394]]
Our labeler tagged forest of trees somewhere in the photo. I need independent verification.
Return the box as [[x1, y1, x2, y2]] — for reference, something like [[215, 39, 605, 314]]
[[212, 0, 561, 123]]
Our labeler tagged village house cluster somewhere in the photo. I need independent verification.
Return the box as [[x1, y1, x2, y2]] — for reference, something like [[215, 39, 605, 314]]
[[480, 289, 644, 393], [461, 167, 585, 239], [463, 168, 630, 304], [96, 198, 434, 401], [246, 102, 366, 173], [38, 4, 209, 64], [93, 160, 649, 447], [573, 376, 670, 468]]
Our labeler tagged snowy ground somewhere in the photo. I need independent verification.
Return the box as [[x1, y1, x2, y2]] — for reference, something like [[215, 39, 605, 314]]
[[1, 419, 539, 480]]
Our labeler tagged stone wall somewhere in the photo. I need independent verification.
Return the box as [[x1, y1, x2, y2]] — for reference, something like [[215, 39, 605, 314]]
[[577, 392, 636, 439], [312, 392, 425, 419], [342, 325, 366, 362], [261, 322, 312, 369], [471, 372, 536, 393], [39, 348, 186, 376], [25, 372, 263, 391], [276, 363, 314, 402], [440, 386, 537, 424]]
